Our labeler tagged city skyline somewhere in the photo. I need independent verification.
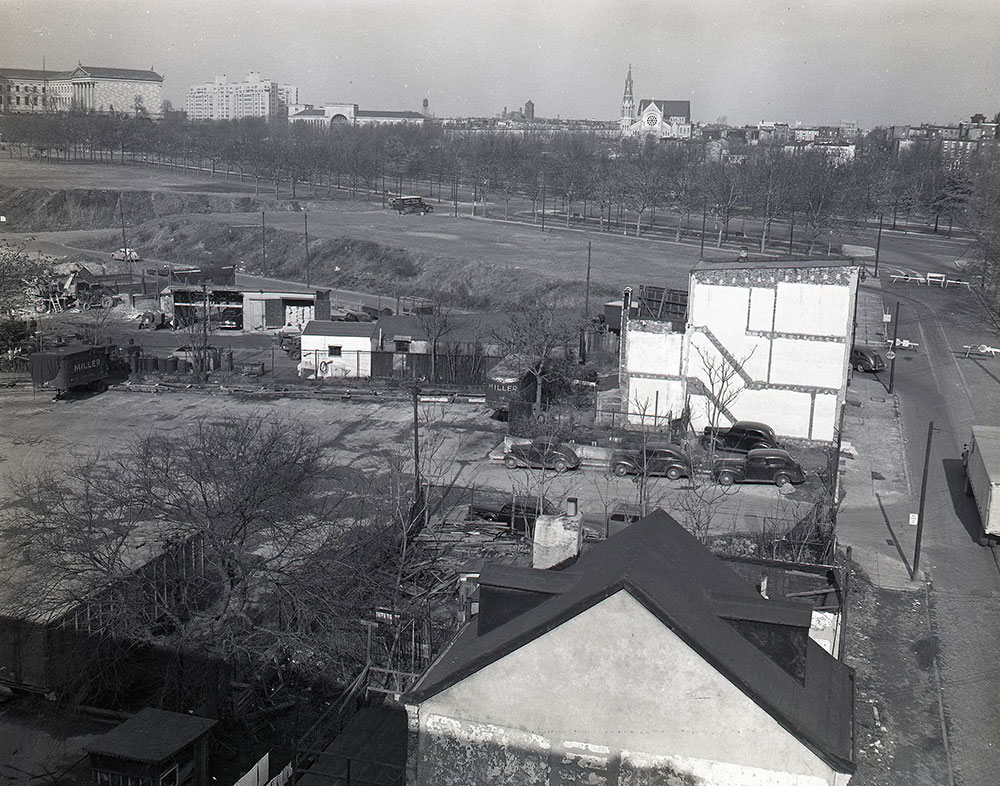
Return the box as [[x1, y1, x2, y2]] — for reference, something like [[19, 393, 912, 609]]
[[1, 0, 998, 127]]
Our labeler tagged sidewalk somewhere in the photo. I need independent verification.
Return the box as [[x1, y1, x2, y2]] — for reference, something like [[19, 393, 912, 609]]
[[837, 280, 924, 591]]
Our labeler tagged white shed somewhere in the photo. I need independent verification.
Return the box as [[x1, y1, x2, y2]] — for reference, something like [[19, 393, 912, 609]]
[[298, 320, 378, 379]]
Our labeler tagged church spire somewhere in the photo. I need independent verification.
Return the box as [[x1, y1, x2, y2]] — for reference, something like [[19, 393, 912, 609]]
[[620, 64, 635, 134]]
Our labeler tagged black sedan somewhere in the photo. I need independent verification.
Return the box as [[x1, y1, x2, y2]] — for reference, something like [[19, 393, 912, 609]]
[[610, 442, 692, 480], [468, 495, 557, 529], [503, 439, 581, 473], [713, 448, 806, 488]]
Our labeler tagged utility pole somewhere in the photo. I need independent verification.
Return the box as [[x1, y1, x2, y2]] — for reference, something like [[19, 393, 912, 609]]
[[541, 178, 546, 232], [261, 211, 267, 276], [874, 213, 884, 279], [410, 384, 425, 535], [788, 210, 795, 255], [888, 300, 901, 394], [303, 212, 311, 288], [581, 241, 592, 363], [700, 197, 707, 256], [202, 283, 210, 382], [912, 420, 934, 578]]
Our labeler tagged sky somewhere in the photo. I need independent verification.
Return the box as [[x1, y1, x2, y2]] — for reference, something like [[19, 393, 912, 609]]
[[2, 0, 998, 128]]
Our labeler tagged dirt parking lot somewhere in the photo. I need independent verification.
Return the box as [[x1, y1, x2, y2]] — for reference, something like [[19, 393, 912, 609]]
[[0, 385, 824, 541]]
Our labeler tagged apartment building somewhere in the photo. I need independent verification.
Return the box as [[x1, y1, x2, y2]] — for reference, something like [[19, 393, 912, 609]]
[[185, 71, 297, 121]]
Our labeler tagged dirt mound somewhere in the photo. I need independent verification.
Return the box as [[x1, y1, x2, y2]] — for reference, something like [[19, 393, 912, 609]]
[[124, 217, 609, 310], [0, 185, 273, 232]]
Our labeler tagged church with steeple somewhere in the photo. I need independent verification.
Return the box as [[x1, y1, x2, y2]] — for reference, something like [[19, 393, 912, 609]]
[[619, 65, 693, 141]]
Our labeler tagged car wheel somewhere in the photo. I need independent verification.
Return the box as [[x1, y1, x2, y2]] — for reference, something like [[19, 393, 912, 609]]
[[553, 459, 568, 473], [666, 467, 682, 481], [718, 471, 735, 486], [854, 362, 865, 372], [503, 455, 519, 469], [612, 463, 629, 477], [774, 473, 791, 488]]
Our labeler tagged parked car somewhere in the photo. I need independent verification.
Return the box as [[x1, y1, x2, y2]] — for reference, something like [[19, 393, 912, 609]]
[[712, 448, 806, 488], [389, 196, 433, 215], [111, 247, 141, 262], [850, 345, 886, 372], [503, 438, 581, 473], [468, 495, 557, 529], [610, 442, 692, 480], [700, 421, 780, 453]]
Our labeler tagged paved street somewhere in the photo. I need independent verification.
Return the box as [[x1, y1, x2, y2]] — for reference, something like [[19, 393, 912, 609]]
[[835, 231, 1000, 786]]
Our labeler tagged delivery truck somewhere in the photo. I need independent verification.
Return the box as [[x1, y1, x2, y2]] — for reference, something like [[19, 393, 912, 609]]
[[29, 344, 112, 397], [965, 425, 1000, 546]]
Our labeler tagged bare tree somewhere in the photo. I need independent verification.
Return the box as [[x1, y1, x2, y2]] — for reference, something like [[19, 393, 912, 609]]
[[492, 307, 583, 416], [415, 304, 456, 383]]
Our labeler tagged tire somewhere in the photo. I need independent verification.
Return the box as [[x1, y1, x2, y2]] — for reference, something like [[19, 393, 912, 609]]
[[34, 302, 48, 314], [854, 363, 865, 372], [503, 455, 519, 469], [612, 463, 630, 477], [978, 533, 991, 547], [319, 360, 330, 374], [289, 349, 301, 361], [666, 467, 682, 481], [553, 458, 568, 473], [101, 295, 115, 309], [718, 471, 735, 487], [774, 473, 791, 488]]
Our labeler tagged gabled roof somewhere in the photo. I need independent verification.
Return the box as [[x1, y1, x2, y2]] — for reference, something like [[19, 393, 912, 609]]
[[292, 108, 327, 117], [71, 65, 163, 82], [405, 510, 854, 774], [638, 99, 691, 120], [302, 319, 379, 339], [87, 708, 215, 763]]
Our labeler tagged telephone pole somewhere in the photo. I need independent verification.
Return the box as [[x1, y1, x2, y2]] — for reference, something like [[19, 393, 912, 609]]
[[912, 421, 934, 578], [304, 212, 311, 288]]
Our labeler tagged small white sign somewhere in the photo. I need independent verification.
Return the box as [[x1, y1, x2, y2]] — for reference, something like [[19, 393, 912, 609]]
[[886, 350, 896, 360], [882, 312, 892, 323], [909, 513, 919, 527], [0, 215, 7, 223]]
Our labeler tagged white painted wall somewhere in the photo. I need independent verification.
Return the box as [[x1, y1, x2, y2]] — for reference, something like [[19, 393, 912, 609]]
[[624, 267, 856, 440], [416, 590, 849, 786], [298, 332, 372, 378]]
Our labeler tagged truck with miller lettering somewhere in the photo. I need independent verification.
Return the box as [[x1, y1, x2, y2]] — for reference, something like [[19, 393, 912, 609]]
[[965, 425, 1000, 546], [29, 344, 115, 397]]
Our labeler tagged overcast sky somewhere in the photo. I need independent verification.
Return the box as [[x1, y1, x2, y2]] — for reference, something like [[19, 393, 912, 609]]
[[2, 0, 998, 128]]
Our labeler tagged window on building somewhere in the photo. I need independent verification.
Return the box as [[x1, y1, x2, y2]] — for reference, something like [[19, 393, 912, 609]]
[[327, 345, 342, 357], [393, 340, 411, 353]]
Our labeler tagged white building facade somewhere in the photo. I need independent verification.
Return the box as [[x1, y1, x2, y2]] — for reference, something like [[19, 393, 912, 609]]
[[185, 71, 296, 121], [622, 258, 860, 442], [0, 65, 163, 116]]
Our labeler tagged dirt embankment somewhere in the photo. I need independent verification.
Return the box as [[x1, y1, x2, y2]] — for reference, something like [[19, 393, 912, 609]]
[[0, 185, 278, 232], [2, 186, 613, 310]]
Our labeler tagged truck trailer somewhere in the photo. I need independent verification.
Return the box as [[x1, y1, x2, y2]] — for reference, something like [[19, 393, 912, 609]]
[[965, 425, 1000, 546], [29, 344, 112, 397]]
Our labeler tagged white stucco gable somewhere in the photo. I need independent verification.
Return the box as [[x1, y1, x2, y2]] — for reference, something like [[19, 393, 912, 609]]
[[419, 590, 849, 786]]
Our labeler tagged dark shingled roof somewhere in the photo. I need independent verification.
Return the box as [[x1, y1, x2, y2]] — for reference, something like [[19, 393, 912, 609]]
[[87, 708, 216, 763], [404, 510, 855, 774], [638, 99, 691, 120], [302, 320, 379, 338]]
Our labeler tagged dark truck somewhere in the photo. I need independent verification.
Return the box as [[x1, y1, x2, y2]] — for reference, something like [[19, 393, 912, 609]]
[[29, 344, 113, 396], [700, 420, 780, 454]]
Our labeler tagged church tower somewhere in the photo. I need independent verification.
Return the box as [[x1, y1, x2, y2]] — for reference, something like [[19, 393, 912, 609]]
[[619, 64, 635, 134]]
